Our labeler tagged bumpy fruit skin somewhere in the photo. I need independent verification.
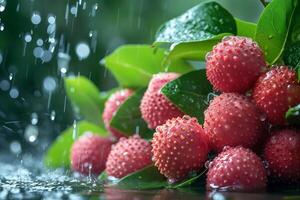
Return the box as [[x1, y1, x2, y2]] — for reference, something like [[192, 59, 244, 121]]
[[71, 134, 113, 175], [207, 146, 267, 192], [102, 89, 133, 139], [264, 129, 300, 184], [204, 93, 265, 152], [206, 36, 266, 93], [106, 135, 152, 178], [152, 115, 209, 182], [253, 66, 300, 125], [140, 73, 184, 129]]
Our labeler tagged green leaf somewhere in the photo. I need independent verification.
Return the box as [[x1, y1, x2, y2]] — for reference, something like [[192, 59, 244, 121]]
[[110, 88, 153, 139], [98, 171, 108, 182], [155, 2, 236, 44], [165, 34, 228, 63], [255, 0, 299, 64], [115, 165, 168, 190], [285, 104, 300, 125], [44, 121, 108, 168], [235, 18, 257, 38], [101, 45, 193, 88], [284, 41, 300, 68], [169, 169, 207, 189], [161, 69, 213, 124], [64, 76, 105, 126]]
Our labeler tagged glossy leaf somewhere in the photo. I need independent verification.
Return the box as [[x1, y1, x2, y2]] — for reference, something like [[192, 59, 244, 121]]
[[284, 41, 300, 68], [255, 0, 299, 64], [169, 169, 207, 189], [285, 104, 300, 125], [44, 121, 108, 168], [161, 69, 213, 124], [64, 76, 104, 126], [116, 165, 168, 190], [235, 18, 257, 38], [110, 88, 153, 139], [165, 34, 228, 63], [155, 2, 236, 44], [101, 45, 193, 88]]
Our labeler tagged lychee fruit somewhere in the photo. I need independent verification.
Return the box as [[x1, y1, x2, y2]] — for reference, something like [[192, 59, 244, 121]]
[[264, 129, 300, 184], [152, 115, 209, 182], [204, 93, 265, 152], [252, 66, 300, 125], [206, 146, 267, 192], [105, 135, 152, 178], [71, 134, 113, 175], [140, 73, 184, 129], [206, 36, 266, 93], [102, 89, 133, 139]]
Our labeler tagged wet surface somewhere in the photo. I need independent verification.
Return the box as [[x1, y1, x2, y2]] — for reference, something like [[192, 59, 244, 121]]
[[0, 161, 298, 200]]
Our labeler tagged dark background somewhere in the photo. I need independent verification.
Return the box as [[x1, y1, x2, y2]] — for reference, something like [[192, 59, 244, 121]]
[[0, 0, 263, 157]]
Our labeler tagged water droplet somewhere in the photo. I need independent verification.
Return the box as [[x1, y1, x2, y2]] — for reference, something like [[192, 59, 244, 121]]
[[43, 76, 56, 92], [47, 24, 56, 34], [36, 39, 43, 46], [24, 125, 39, 143], [33, 47, 44, 58], [24, 33, 32, 43], [75, 42, 90, 60], [57, 52, 70, 75], [70, 5, 78, 17], [0, 79, 10, 91], [41, 50, 52, 63], [10, 141, 22, 154], [91, 3, 99, 17], [0, 0, 6, 12], [31, 12, 41, 25], [268, 35, 273, 39], [9, 87, 19, 99], [47, 14, 56, 24], [0, 52, 2, 64]]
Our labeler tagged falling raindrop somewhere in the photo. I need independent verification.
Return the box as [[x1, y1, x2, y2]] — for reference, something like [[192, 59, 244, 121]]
[[50, 110, 56, 121], [72, 120, 78, 140], [89, 30, 98, 53], [75, 42, 90, 60], [31, 12, 42, 25], [10, 141, 22, 154], [8, 73, 13, 80], [91, 3, 99, 17], [0, 52, 3, 64], [9, 87, 19, 99], [31, 112, 38, 125], [70, 4, 78, 17], [47, 24, 56, 35], [0, 23, 4, 31], [24, 125, 39, 143], [0, 0, 6, 12], [57, 52, 71, 75], [43, 76, 57, 92]]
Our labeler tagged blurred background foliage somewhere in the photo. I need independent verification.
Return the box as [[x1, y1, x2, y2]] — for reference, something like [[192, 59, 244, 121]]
[[0, 0, 263, 156]]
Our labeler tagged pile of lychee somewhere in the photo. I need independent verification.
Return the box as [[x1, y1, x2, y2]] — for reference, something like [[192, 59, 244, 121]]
[[70, 36, 300, 192]]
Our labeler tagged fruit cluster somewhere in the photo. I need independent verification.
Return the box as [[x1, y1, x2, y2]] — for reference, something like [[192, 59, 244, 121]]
[[70, 36, 300, 192]]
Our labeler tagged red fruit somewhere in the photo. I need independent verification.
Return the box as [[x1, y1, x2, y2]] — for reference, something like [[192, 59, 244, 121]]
[[204, 93, 265, 152], [102, 89, 133, 139], [106, 135, 152, 178], [152, 115, 209, 182], [71, 134, 112, 175], [207, 146, 267, 192], [264, 129, 300, 184], [206, 36, 266, 93], [140, 73, 184, 129], [253, 66, 300, 125]]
